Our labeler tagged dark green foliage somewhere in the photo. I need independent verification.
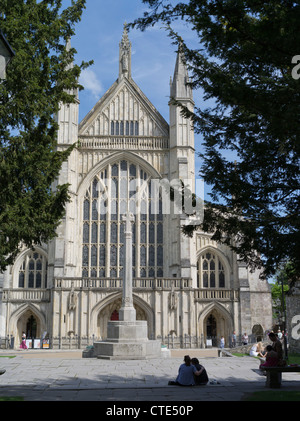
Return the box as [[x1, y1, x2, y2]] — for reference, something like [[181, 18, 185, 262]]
[[131, 0, 300, 278], [0, 0, 92, 272]]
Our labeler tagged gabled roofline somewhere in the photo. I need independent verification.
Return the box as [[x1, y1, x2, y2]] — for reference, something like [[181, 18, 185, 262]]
[[0, 30, 15, 58], [78, 76, 169, 137]]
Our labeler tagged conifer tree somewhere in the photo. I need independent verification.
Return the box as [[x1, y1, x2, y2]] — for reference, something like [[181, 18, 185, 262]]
[[131, 0, 300, 278], [0, 0, 92, 271]]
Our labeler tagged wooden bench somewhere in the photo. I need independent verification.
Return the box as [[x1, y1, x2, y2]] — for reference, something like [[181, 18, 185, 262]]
[[264, 366, 300, 388]]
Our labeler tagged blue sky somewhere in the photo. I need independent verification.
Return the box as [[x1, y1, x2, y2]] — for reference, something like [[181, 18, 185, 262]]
[[71, 0, 205, 183]]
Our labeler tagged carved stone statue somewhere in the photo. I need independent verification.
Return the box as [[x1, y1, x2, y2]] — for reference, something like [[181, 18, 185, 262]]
[[169, 284, 178, 310], [119, 22, 131, 78], [68, 283, 77, 311]]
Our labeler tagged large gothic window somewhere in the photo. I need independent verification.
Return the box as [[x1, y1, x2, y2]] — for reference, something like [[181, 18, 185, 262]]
[[82, 160, 163, 278], [197, 252, 225, 288], [18, 251, 48, 288]]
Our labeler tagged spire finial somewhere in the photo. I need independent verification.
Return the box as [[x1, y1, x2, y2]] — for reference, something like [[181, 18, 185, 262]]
[[119, 23, 131, 80]]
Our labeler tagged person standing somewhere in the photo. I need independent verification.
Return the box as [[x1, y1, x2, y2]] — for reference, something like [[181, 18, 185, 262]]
[[220, 336, 225, 349], [242, 332, 249, 345], [20, 332, 27, 349], [231, 331, 236, 348]]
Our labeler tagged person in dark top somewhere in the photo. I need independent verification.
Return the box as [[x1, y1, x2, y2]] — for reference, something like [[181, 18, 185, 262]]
[[269, 332, 286, 366], [191, 358, 209, 385], [168, 355, 202, 386]]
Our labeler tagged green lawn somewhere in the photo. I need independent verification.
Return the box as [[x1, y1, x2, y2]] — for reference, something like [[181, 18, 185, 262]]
[[287, 353, 300, 365], [231, 352, 300, 365], [0, 355, 16, 359]]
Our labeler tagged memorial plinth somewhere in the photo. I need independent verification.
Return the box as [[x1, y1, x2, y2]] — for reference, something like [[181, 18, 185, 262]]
[[93, 212, 161, 360]]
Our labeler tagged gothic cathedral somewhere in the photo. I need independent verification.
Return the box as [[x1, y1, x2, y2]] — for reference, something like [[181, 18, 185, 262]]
[[0, 28, 272, 349]]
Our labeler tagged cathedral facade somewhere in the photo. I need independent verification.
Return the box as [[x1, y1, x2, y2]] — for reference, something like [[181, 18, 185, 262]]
[[0, 28, 272, 349]]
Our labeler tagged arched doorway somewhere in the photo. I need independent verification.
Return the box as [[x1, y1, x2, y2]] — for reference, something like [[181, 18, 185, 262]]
[[16, 310, 41, 348], [110, 310, 119, 321], [96, 298, 148, 339], [200, 304, 232, 348], [206, 314, 217, 346], [26, 315, 37, 339], [252, 324, 264, 342]]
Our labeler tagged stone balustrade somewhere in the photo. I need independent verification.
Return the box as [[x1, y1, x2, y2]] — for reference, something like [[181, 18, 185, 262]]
[[53, 277, 192, 290], [2, 288, 51, 302], [1, 279, 238, 303], [79, 136, 169, 150]]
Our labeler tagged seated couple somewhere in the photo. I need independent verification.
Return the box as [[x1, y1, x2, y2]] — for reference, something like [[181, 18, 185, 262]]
[[259, 345, 279, 369], [259, 333, 286, 369], [168, 355, 209, 386]]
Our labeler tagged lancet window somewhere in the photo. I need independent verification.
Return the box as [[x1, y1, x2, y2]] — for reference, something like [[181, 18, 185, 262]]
[[82, 160, 163, 278], [17, 251, 48, 288], [110, 120, 139, 136], [197, 252, 226, 288]]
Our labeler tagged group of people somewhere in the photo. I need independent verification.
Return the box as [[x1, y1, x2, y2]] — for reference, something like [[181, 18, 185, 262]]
[[168, 355, 209, 387], [249, 332, 286, 369]]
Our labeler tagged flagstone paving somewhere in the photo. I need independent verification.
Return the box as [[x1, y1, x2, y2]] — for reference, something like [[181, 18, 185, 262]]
[[0, 349, 299, 401]]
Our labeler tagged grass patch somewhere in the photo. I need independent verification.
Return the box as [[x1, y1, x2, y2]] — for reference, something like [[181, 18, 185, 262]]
[[232, 352, 246, 357], [0, 397, 24, 401], [232, 352, 260, 359], [245, 391, 300, 401], [232, 352, 300, 364], [287, 353, 300, 365], [0, 356, 16, 359]]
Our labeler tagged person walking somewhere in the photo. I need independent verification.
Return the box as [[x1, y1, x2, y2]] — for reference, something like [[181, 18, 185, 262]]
[[20, 332, 28, 349]]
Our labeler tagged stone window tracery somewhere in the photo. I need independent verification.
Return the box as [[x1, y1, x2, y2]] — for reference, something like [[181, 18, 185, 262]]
[[82, 160, 163, 278], [197, 252, 226, 288], [110, 121, 139, 136], [17, 251, 48, 289]]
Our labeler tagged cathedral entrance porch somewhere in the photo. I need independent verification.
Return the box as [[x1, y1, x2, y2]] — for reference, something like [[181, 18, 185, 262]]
[[15, 310, 43, 349], [199, 304, 232, 349]]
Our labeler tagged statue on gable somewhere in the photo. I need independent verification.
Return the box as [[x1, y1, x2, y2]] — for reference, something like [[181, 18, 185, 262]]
[[120, 22, 131, 77]]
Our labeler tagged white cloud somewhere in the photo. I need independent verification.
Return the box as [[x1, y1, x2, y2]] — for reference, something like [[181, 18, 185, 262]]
[[79, 68, 103, 98]]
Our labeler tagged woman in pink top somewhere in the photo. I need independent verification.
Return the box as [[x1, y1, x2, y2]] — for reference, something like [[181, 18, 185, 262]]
[[259, 345, 279, 369]]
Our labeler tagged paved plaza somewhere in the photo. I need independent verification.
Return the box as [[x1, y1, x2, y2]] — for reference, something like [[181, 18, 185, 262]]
[[0, 349, 299, 401]]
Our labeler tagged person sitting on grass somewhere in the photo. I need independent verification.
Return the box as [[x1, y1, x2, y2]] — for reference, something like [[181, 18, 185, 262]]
[[249, 342, 265, 357]]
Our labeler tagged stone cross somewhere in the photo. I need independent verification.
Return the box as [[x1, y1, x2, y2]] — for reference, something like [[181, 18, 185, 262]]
[[119, 211, 136, 322]]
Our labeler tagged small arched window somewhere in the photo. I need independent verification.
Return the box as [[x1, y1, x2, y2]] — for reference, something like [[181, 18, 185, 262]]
[[197, 252, 226, 288], [18, 251, 48, 289]]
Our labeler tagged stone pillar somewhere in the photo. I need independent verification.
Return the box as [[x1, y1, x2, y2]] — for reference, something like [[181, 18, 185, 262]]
[[119, 212, 136, 322]]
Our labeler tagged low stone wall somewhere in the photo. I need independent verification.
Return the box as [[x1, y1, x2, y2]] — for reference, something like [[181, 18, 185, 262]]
[[230, 342, 270, 355]]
